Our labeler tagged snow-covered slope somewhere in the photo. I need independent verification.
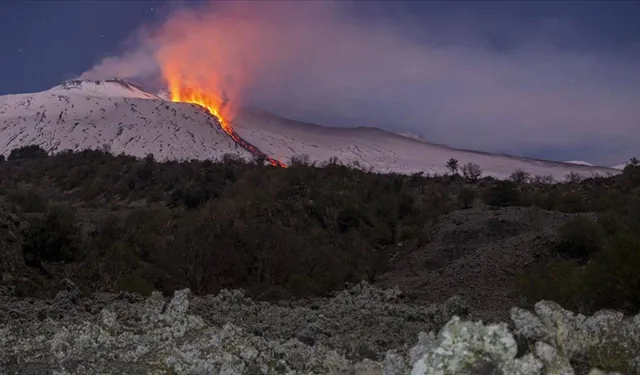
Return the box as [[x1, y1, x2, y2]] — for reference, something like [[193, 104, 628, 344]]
[[0, 80, 250, 161], [0, 80, 620, 179], [232, 110, 618, 179]]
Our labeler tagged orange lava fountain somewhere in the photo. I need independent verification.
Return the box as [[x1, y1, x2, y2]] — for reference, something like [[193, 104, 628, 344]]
[[167, 81, 286, 168]]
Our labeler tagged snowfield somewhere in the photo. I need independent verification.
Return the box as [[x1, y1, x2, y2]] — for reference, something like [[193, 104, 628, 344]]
[[0, 80, 250, 161], [0, 80, 620, 179]]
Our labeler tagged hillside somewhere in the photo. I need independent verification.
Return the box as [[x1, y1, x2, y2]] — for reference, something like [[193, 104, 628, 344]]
[[0, 80, 250, 161], [1, 150, 640, 374], [0, 80, 620, 179]]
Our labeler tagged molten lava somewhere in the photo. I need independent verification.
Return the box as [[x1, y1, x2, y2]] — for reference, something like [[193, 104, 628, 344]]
[[168, 85, 286, 168]]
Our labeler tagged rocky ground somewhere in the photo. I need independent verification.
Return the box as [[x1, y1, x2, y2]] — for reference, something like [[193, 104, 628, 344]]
[[2, 203, 638, 374], [377, 206, 595, 322], [1, 283, 639, 374]]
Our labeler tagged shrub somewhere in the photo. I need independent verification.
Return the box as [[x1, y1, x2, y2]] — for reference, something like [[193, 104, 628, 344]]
[[519, 233, 640, 313], [459, 188, 476, 209], [485, 180, 520, 207], [286, 274, 319, 298], [558, 192, 586, 213], [516, 260, 587, 311], [461, 162, 482, 181], [509, 169, 531, 184], [555, 216, 603, 260], [622, 163, 640, 188], [21, 205, 81, 273], [5, 190, 48, 213], [8, 145, 48, 160], [584, 234, 640, 311]]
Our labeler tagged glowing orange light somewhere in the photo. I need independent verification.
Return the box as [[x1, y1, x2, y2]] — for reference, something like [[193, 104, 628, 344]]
[[165, 77, 286, 168]]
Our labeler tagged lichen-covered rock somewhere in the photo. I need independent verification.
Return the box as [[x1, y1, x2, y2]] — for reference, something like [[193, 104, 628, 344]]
[[0, 284, 636, 375], [0, 289, 368, 374], [191, 281, 469, 359], [511, 301, 640, 373], [407, 316, 543, 375]]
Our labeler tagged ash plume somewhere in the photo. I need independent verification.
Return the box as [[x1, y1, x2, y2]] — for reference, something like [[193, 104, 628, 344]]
[[79, 1, 640, 165]]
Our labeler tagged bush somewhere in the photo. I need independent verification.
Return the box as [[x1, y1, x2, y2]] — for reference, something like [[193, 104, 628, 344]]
[[622, 164, 640, 188], [584, 234, 640, 311], [8, 145, 48, 160], [461, 162, 482, 181], [21, 205, 81, 273], [5, 190, 48, 213], [485, 181, 520, 207], [518, 233, 640, 313], [516, 260, 587, 311], [555, 216, 603, 260], [459, 188, 476, 209]]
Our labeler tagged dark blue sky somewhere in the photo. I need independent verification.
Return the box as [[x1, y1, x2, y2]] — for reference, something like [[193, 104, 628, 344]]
[[2, 1, 638, 95], [1, 1, 639, 164]]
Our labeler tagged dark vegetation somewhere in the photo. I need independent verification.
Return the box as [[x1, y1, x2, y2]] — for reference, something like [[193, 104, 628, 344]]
[[1, 146, 640, 316]]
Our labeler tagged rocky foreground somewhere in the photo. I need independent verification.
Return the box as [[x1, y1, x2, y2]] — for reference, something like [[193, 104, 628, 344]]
[[0, 282, 638, 375]]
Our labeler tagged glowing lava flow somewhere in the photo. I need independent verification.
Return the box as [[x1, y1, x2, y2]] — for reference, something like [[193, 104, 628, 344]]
[[170, 87, 286, 168]]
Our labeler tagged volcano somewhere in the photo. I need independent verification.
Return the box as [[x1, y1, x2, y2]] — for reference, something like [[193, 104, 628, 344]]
[[0, 80, 620, 179]]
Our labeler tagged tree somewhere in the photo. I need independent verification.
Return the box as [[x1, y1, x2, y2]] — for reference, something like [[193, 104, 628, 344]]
[[629, 157, 640, 166], [8, 145, 48, 160], [446, 158, 459, 175], [509, 169, 531, 184], [0, 154, 5, 163], [565, 171, 582, 184], [253, 154, 267, 166], [461, 162, 482, 181], [289, 154, 311, 167], [532, 174, 554, 185]]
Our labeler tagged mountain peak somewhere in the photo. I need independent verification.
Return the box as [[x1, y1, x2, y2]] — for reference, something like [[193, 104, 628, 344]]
[[49, 79, 162, 100]]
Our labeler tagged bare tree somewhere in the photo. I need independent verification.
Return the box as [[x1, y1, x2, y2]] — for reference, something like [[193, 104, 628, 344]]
[[509, 169, 531, 184], [565, 171, 583, 184], [289, 154, 311, 166], [532, 174, 554, 185], [461, 162, 482, 181]]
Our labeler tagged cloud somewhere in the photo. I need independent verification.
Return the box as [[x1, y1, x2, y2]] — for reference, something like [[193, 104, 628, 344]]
[[79, 1, 640, 164]]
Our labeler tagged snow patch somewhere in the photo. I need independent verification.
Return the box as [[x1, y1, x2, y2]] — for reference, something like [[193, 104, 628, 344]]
[[564, 160, 593, 166]]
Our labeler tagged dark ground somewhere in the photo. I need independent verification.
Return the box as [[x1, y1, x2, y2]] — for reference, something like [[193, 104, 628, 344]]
[[376, 206, 593, 322]]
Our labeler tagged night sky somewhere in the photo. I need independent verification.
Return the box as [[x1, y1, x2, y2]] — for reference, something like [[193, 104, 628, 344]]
[[1, 1, 639, 165]]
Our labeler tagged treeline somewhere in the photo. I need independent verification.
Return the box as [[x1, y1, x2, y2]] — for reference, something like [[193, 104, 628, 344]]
[[1, 145, 640, 313]]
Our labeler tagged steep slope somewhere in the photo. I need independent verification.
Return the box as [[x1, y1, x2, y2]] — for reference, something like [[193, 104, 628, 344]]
[[232, 110, 619, 179], [0, 80, 251, 161]]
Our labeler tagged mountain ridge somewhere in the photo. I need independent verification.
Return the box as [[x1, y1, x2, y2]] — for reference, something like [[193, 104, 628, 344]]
[[0, 80, 621, 179]]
